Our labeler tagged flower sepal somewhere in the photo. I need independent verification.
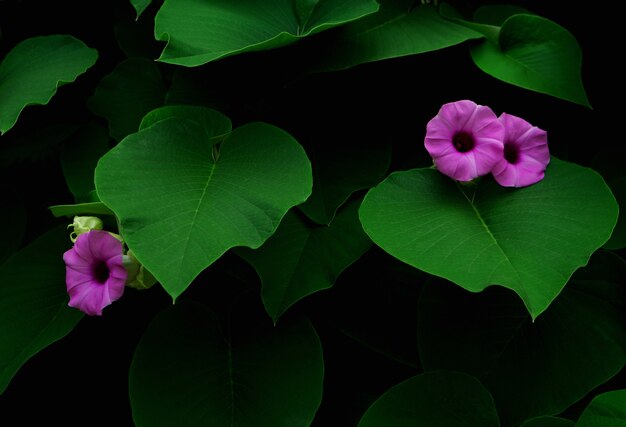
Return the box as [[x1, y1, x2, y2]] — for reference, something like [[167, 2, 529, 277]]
[[124, 250, 157, 290]]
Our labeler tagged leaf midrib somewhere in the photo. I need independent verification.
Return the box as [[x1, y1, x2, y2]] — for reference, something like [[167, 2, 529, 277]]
[[458, 184, 525, 294]]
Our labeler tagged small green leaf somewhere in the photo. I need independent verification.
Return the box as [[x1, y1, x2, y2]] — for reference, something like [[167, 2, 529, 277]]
[[299, 141, 390, 225], [88, 58, 166, 141], [417, 251, 626, 426], [129, 0, 153, 19], [310, 2, 482, 73], [237, 198, 371, 322], [139, 105, 232, 143], [48, 202, 115, 218], [0, 226, 83, 394], [357, 371, 499, 427], [0, 35, 98, 134], [359, 158, 617, 318], [519, 416, 575, 427], [470, 14, 591, 107], [60, 122, 111, 202], [129, 301, 323, 427], [95, 118, 312, 300], [577, 389, 626, 427], [154, 0, 379, 66]]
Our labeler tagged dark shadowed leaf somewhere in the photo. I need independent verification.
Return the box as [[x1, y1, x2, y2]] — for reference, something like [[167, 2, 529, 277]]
[[237, 198, 371, 322], [129, 301, 323, 427], [417, 251, 626, 426], [577, 389, 626, 427], [88, 58, 167, 141], [0, 226, 83, 394], [357, 371, 499, 427]]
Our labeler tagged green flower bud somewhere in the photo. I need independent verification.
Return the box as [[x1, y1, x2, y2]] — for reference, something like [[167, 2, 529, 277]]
[[123, 250, 157, 290], [68, 216, 103, 243]]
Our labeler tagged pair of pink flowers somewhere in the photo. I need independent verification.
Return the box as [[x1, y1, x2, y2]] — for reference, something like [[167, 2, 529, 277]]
[[424, 100, 550, 187]]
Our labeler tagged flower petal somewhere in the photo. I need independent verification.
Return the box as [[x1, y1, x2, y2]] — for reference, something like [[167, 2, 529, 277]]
[[425, 100, 504, 182], [492, 113, 550, 188], [63, 230, 127, 316]]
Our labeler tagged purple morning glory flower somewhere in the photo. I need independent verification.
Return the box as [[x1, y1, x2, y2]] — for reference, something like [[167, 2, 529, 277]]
[[424, 100, 505, 182], [63, 230, 127, 316], [491, 113, 550, 188]]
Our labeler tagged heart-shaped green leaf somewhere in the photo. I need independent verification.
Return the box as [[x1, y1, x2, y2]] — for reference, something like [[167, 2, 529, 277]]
[[577, 389, 626, 427], [0, 35, 97, 134], [95, 118, 312, 300], [299, 141, 390, 225], [0, 226, 83, 394], [60, 122, 111, 202], [469, 13, 590, 107], [310, 1, 482, 73], [357, 371, 499, 427], [154, 0, 379, 66], [359, 158, 617, 318], [417, 251, 626, 426], [237, 198, 371, 322], [129, 301, 323, 427], [88, 58, 166, 141], [139, 105, 232, 143], [520, 417, 575, 427]]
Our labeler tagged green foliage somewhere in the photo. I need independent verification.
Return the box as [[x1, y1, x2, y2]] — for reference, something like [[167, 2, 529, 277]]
[[0, 1, 621, 425], [237, 198, 371, 322], [417, 251, 626, 425], [154, 0, 380, 66], [357, 371, 500, 426], [95, 117, 312, 300], [0, 226, 83, 394], [577, 389, 626, 427], [360, 158, 617, 318], [129, 301, 323, 427], [0, 35, 97, 134]]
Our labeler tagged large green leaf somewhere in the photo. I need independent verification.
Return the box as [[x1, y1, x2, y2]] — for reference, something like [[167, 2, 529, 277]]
[[359, 158, 617, 319], [520, 417, 575, 427], [0, 35, 97, 134], [60, 122, 111, 202], [237, 198, 371, 322], [357, 371, 499, 427], [0, 226, 83, 394], [154, 0, 380, 66], [417, 251, 626, 426], [577, 389, 626, 427], [310, 1, 482, 73], [468, 13, 590, 107], [299, 141, 390, 225], [129, 301, 323, 427], [87, 58, 166, 141], [95, 118, 312, 300]]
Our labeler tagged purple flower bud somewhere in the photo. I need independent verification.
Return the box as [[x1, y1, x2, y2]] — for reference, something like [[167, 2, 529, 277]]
[[491, 113, 550, 188], [425, 100, 505, 182], [62, 230, 127, 316]]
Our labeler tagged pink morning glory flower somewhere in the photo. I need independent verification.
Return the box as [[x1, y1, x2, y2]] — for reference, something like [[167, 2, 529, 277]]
[[424, 100, 505, 182], [491, 113, 550, 188], [63, 230, 127, 316]]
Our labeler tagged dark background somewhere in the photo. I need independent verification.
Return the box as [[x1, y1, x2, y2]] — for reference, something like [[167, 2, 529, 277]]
[[0, 0, 621, 425]]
